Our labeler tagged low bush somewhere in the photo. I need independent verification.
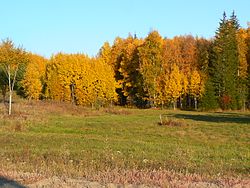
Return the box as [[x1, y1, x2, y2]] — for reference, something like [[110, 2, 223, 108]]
[[158, 115, 186, 126]]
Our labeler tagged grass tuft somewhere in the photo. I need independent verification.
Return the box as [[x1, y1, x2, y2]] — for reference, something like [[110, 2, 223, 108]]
[[158, 114, 187, 126]]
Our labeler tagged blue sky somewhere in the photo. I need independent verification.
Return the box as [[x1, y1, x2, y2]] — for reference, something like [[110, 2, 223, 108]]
[[1, 0, 249, 57]]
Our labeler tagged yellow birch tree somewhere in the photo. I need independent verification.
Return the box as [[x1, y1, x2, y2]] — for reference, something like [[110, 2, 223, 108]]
[[189, 69, 204, 110], [22, 53, 47, 100], [165, 64, 182, 110]]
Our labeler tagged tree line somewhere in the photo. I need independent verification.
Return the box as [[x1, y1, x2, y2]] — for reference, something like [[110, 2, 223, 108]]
[[0, 12, 250, 114]]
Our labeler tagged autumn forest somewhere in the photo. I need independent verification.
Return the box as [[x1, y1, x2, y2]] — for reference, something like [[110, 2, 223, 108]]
[[1, 12, 250, 112], [1, 9, 250, 187]]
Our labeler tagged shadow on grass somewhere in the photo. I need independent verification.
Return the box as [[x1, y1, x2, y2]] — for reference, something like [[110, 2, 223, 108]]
[[0, 177, 26, 188], [173, 112, 250, 124]]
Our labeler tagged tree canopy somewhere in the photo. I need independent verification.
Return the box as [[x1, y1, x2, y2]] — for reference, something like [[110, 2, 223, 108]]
[[0, 12, 249, 112]]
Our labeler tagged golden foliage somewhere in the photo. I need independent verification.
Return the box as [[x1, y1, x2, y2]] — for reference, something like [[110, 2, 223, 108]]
[[22, 54, 47, 100], [45, 53, 117, 106], [237, 28, 248, 79], [189, 69, 204, 98], [165, 64, 183, 102], [138, 31, 164, 104]]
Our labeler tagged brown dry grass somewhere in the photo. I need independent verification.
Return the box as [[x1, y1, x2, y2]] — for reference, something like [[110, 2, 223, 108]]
[[1, 169, 249, 187]]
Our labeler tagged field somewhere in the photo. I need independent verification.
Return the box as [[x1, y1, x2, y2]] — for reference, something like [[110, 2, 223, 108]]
[[0, 100, 249, 187]]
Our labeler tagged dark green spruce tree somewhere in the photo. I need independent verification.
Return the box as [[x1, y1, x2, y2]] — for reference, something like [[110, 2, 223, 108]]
[[196, 37, 219, 110], [201, 78, 219, 110], [211, 12, 240, 110]]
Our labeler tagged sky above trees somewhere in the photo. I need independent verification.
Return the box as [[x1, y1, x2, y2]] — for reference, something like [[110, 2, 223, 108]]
[[1, 0, 250, 57]]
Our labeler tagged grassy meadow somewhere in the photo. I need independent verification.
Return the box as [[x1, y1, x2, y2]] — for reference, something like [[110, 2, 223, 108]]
[[0, 100, 249, 186]]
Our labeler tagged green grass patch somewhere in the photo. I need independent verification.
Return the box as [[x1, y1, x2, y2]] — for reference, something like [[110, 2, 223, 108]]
[[0, 102, 249, 179]]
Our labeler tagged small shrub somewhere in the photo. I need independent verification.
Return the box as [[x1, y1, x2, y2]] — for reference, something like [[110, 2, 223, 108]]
[[158, 115, 186, 126], [104, 107, 131, 115], [220, 94, 232, 110], [14, 122, 22, 132], [11, 121, 27, 132]]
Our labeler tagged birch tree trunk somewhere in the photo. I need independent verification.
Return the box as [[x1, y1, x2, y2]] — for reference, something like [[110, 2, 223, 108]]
[[8, 64, 12, 115], [8, 90, 12, 115], [173, 100, 176, 110], [7, 64, 19, 115], [194, 97, 197, 110]]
